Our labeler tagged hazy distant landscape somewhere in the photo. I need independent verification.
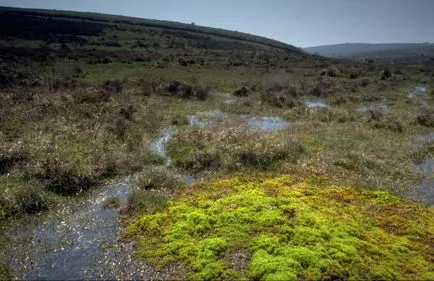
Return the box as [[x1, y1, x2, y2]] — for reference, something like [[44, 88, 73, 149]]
[[305, 42, 434, 64], [0, 4, 433, 281]]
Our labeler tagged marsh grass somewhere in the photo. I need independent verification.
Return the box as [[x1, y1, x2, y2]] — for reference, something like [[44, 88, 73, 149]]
[[168, 127, 305, 174]]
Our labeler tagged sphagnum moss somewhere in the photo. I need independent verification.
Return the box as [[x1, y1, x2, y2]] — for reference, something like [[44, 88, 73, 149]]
[[127, 176, 434, 281]]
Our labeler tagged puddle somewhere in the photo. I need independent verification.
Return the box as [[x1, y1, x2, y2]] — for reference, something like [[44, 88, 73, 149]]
[[423, 132, 434, 143], [415, 158, 434, 175], [6, 109, 291, 279], [409, 179, 434, 206], [187, 110, 228, 128], [303, 99, 329, 108], [409, 156, 434, 206], [7, 183, 161, 279], [150, 129, 175, 158], [407, 85, 427, 98], [356, 103, 389, 113], [245, 116, 289, 132]]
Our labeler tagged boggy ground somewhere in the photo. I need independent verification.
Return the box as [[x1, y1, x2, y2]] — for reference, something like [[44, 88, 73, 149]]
[[1, 7, 434, 280]]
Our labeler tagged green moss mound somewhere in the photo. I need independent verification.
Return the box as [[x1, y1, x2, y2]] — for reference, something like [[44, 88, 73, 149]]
[[128, 176, 434, 280]]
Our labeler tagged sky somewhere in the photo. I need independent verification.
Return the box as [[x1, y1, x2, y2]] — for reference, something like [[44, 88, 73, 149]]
[[0, 0, 433, 47]]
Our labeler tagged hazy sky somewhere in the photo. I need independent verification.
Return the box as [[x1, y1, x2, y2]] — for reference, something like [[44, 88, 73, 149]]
[[0, 0, 433, 47]]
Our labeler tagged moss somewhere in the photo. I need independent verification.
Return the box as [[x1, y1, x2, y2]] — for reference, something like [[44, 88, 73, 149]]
[[128, 175, 434, 280]]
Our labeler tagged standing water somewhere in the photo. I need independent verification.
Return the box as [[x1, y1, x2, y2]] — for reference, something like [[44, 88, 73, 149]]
[[5, 109, 291, 279]]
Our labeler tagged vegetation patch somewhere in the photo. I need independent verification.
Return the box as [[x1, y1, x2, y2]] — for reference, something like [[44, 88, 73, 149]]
[[167, 127, 304, 173], [128, 176, 434, 280], [0, 175, 52, 220]]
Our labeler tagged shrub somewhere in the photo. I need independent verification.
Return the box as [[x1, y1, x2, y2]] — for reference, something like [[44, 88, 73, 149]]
[[350, 72, 358, 79], [138, 79, 154, 96], [194, 85, 209, 101], [119, 105, 136, 121], [101, 80, 123, 94], [359, 79, 369, 87], [165, 81, 209, 100], [416, 111, 434, 127], [309, 80, 334, 98], [327, 66, 341, 77], [233, 86, 249, 97], [171, 114, 189, 126], [368, 110, 384, 122], [380, 69, 392, 80], [261, 92, 298, 108], [178, 57, 188, 67]]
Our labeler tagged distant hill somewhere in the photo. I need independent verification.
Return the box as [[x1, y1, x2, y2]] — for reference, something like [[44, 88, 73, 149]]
[[304, 43, 434, 64], [0, 6, 303, 54]]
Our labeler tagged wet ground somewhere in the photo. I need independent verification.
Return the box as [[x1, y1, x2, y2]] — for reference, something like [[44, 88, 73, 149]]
[[356, 103, 389, 113], [6, 182, 186, 280], [5, 110, 290, 279], [410, 157, 434, 206], [303, 99, 329, 109]]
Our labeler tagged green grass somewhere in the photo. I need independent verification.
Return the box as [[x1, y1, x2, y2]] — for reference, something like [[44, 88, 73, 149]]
[[128, 175, 434, 280]]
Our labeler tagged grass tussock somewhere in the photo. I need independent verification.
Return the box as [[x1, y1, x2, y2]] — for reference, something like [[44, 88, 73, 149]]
[[128, 175, 434, 280], [167, 127, 305, 173], [0, 176, 51, 220]]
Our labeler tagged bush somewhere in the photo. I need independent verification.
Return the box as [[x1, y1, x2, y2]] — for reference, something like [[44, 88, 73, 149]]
[[380, 69, 392, 80], [350, 72, 358, 79], [327, 66, 341, 77], [171, 114, 189, 126], [194, 85, 209, 101], [260, 80, 298, 108], [233, 86, 249, 97], [416, 111, 434, 127], [309, 80, 334, 98], [101, 80, 123, 94], [261, 92, 298, 108], [138, 79, 154, 96], [165, 81, 209, 100]]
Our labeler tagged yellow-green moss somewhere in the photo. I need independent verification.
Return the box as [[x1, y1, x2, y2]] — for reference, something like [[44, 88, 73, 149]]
[[127, 176, 434, 280]]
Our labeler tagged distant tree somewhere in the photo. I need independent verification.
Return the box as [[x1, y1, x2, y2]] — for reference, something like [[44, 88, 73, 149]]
[[191, 22, 195, 25]]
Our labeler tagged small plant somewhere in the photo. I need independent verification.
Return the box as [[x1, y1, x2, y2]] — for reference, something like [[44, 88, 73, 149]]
[[102, 196, 121, 209], [125, 189, 168, 215], [380, 69, 392, 80], [136, 167, 187, 190]]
